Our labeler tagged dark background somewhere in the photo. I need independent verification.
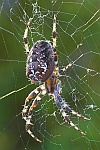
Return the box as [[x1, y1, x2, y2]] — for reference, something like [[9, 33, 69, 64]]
[[0, 0, 100, 150]]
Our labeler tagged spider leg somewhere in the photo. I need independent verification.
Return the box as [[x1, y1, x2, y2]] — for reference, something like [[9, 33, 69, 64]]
[[60, 105, 86, 135], [53, 81, 90, 135], [52, 14, 57, 63], [25, 88, 46, 142], [57, 94, 90, 120], [22, 84, 45, 120], [52, 15, 72, 76], [52, 14, 59, 76], [54, 94, 86, 136], [59, 63, 73, 74], [59, 53, 86, 74], [23, 18, 32, 55]]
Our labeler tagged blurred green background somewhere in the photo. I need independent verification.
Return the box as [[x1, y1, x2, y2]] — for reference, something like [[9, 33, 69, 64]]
[[0, 0, 100, 150]]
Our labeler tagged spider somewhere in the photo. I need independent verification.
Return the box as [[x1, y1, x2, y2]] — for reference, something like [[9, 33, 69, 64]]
[[22, 14, 90, 142]]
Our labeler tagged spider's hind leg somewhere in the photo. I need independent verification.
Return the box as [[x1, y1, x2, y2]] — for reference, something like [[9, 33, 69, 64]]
[[59, 63, 73, 74], [52, 14, 60, 77], [23, 18, 32, 55]]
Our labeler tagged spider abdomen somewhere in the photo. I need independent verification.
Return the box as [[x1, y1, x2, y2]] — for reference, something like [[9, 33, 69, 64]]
[[26, 40, 55, 83]]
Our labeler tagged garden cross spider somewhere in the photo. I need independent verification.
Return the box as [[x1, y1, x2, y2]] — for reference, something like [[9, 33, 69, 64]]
[[22, 15, 90, 142]]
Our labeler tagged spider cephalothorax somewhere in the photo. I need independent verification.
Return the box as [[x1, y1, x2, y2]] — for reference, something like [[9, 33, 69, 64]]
[[26, 40, 55, 83], [22, 15, 90, 142]]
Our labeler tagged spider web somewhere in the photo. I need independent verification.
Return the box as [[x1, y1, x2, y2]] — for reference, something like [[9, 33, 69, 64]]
[[0, 0, 100, 149]]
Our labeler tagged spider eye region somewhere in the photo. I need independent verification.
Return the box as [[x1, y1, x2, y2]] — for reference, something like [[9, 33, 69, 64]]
[[26, 40, 55, 83]]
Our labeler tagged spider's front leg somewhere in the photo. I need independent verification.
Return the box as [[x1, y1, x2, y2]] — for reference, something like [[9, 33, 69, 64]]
[[26, 89, 46, 143], [22, 84, 45, 119], [53, 81, 90, 136], [22, 84, 46, 142]]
